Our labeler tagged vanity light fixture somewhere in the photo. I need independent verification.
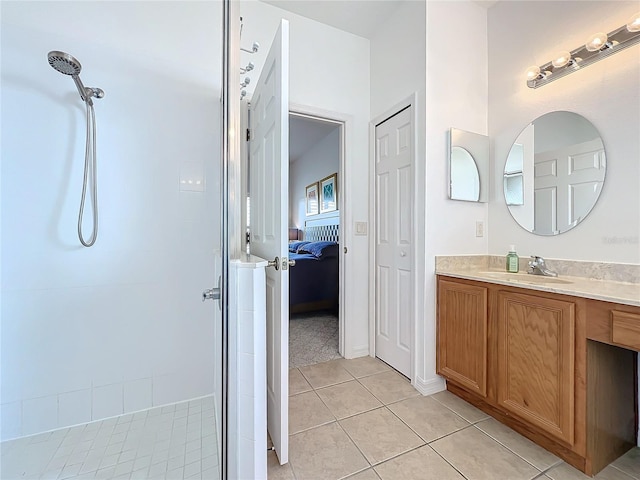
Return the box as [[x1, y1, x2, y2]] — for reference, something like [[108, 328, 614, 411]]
[[526, 11, 640, 88], [585, 32, 609, 52]]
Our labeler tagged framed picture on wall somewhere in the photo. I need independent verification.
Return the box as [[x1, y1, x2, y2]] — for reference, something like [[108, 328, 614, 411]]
[[320, 173, 338, 213], [306, 182, 319, 216]]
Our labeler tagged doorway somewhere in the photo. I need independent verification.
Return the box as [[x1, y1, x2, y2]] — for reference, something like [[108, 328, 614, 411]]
[[288, 112, 343, 369]]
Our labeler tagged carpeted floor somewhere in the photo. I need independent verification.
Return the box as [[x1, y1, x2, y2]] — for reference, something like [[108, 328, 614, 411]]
[[289, 311, 341, 368]]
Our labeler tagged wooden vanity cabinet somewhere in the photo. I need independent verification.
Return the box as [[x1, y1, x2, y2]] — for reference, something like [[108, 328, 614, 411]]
[[436, 275, 638, 477], [496, 291, 576, 446], [436, 280, 488, 397]]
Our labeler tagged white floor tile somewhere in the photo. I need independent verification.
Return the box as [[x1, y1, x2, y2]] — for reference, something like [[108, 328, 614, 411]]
[[5, 394, 208, 479]]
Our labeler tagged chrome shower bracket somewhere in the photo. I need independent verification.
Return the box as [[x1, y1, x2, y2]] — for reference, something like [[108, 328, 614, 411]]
[[240, 61, 254, 74], [240, 41, 260, 54], [87, 87, 105, 99]]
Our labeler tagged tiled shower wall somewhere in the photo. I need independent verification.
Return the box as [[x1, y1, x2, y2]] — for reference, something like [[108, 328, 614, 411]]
[[1, 1, 222, 440]]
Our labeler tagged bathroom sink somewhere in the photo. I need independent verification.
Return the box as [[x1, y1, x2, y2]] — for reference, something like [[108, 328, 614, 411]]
[[478, 271, 573, 285]]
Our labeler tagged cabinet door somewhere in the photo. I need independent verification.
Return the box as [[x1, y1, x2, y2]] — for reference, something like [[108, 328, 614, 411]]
[[497, 291, 575, 445], [437, 279, 488, 397]]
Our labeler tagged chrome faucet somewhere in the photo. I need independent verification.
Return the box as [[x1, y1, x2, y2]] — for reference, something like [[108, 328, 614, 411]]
[[528, 256, 558, 277]]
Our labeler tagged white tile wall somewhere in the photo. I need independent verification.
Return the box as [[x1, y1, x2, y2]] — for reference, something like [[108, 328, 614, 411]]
[[0, 402, 21, 440], [228, 259, 268, 480], [22, 396, 58, 437], [1, 1, 220, 443], [227, 263, 239, 480], [58, 389, 92, 428], [92, 384, 123, 421], [123, 378, 152, 413]]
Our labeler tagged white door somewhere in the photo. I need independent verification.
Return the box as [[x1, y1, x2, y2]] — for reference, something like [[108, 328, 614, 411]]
[[249, 19, 290, 465], [374, 106, 413, 378]]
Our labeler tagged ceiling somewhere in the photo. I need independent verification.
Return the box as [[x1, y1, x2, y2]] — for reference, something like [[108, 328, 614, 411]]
[[262, 0, 498, 40], [262, 0, 401, 39], [273, 0, 498, 160], [289, 115, 339, 163]]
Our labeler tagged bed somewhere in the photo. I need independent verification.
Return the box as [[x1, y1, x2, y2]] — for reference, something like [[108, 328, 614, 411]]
[[288, 221, 339, 314]]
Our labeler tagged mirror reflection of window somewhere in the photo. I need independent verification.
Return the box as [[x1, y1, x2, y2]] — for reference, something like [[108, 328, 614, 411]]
[[504, 143, 524, 206], [450, 146, 480, 202]]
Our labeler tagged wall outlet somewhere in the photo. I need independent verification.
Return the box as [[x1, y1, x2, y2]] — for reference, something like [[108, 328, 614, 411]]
[[476, 221, 484, 237]]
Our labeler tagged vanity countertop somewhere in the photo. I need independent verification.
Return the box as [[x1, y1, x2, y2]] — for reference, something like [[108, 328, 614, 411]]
[[436, 268, 640, 307]]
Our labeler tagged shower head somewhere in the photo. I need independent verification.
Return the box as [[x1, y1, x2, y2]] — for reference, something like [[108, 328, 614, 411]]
[[48, 51, 82, 76], [47, 50, 104, 105]]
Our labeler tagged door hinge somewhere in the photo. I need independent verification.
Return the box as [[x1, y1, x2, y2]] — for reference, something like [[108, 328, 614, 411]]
[[246, 128, 251, 141]]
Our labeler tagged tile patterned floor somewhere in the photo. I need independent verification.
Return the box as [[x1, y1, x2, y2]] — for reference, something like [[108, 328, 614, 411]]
[[271, 357, 640, 480], [289, 312, 340, 369], [0, 396, 218, 480]]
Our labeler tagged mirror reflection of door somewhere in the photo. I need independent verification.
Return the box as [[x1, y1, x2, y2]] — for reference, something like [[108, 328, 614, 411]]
[[534, 137, 605, 234], [504, 112, 606, 235], [450, 146, 480, 201]]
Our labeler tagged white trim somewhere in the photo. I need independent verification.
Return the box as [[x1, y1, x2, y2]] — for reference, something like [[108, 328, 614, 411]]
[[413, 376, 446, 396], [349, 345, 371, 359], [305, 211, 339, 227], [369, 93, 419, 384], [289, 103, 353, 359]]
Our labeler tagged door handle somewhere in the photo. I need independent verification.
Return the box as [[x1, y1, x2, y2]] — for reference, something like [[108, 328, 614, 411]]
[[202, 288, 220, 301], [267, 256, 280, 270], [400, 251, 407, 257], [281, 257, 295, 270], [202, 275, 222, 310]]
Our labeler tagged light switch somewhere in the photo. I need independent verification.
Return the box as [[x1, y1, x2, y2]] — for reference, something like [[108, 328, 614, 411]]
[[476, 221, 484, 237], [355, 222, 368, 236]]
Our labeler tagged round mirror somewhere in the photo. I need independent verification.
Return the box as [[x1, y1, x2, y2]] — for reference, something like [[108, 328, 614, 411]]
[[451, 146, 480, 202], [503, 111, 606, 235]]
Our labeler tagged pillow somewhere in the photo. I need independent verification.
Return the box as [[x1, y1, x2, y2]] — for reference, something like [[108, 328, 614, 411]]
[[288, 240, 310, 253], [298, 241, 339, 259]]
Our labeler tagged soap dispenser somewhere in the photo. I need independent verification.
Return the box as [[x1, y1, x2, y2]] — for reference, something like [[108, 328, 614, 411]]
[[506, 245, 519, 273]]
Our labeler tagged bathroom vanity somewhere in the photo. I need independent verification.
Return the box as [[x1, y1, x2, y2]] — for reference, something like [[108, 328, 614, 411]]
[[435, 263, 639, 476]]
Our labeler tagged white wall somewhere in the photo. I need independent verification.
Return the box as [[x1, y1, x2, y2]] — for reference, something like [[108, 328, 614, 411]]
[[289, 128, 340, 230], [369, 0, 428, 387], [370, 1, 425, 120], [487, 1, 640, 262], [240, 0, 371, 357], [421, 1, 489, 391], [1, 1, 221, 440]]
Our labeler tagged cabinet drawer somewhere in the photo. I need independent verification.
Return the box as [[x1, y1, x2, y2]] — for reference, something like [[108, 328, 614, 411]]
[[611, 311, 640, 351]]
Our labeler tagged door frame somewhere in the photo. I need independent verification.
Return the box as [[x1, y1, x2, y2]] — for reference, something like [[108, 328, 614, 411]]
[[368, 93, 418, 383], [289, 102, 351, 358]]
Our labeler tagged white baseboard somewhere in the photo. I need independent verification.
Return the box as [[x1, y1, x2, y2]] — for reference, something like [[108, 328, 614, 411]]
[[344, 345, 370, 359], [413, 375, 446, 396]]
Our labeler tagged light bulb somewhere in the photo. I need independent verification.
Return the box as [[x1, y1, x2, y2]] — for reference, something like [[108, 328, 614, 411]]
[[627, 12, 640, 32], [551, 51, 571, 68], [525, 65, 541, 80], [585, 32, 608, 52]]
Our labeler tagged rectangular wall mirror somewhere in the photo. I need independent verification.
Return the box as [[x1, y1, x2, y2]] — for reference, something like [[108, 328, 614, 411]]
[[449, 128, 489, 203]]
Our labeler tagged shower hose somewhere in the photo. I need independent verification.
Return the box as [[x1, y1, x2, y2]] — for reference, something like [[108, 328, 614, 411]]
[[78, 101, 98, 247]]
